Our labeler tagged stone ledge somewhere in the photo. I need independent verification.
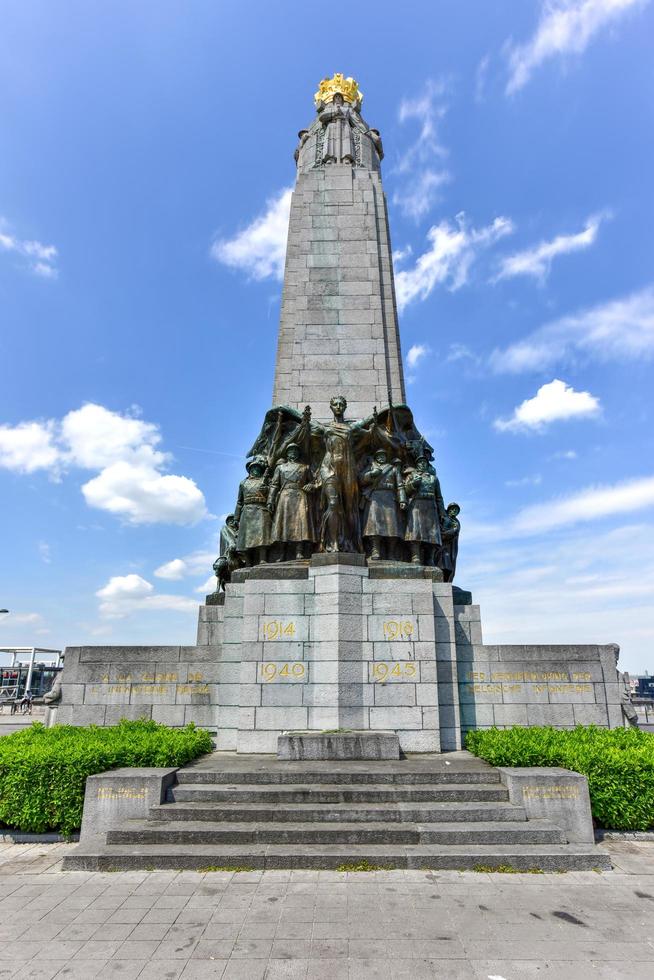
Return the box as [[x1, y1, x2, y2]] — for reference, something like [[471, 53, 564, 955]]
[[232, 565, 310, 582], [277, 730, 400, 761], [498, 767, 595, 844], [310, 553, 367, 568]]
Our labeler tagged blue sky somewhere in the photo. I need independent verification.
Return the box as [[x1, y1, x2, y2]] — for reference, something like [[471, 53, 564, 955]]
[[1, 0, 653, 672]]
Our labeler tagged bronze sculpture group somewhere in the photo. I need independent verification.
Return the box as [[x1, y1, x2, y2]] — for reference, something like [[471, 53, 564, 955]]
[[213, 396, 460, 589]]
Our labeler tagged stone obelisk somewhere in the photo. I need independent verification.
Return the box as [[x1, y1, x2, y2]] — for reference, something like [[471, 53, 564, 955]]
[[272, 74, 405, 421]]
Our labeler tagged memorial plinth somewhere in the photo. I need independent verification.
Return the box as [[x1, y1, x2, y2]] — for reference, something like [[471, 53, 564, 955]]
[[51, 72, 625, 747]]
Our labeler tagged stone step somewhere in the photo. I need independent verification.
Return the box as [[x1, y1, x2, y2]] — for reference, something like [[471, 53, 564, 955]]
[[175, 767, 501, 786], [149, 800, 528, 824], [170, 783, 509, 805], [62, 842, 611, 873], [106, 819, 566, 846]]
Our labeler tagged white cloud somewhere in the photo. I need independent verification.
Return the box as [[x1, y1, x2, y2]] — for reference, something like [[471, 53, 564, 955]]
[[406, 344, 431, 369], [551, 449, 578, 460], [490, 285, 654, 373], [0, 219, 58, 278], [459, 522, 654, 672], [511, 475, 654, 536], [61, 403, 162, 470], [396, 79, 449, 171], [96, 574, 197, 619], [82, 462, 206, 526], [395, 212, 514, 311], [505, 474, 543, 487], [494, 213, 606, 283], [0, 403, 207, 525], [475, 55, 491, 102], [154, 558, 188, 581], [211, 187, 292, 282], [0, 421, 59, 474], [393, 169, 450, 222], [195, 574, 217, 595], [154, 550, 215, 581], [38, 541, 51, 564], [505, 0, 648, 95], [0, 612, 43, 626], [392, 245, 413, 265], [393, 79, 450, 221], [446, 343, 478, 364], [494, 379, 601, 433]]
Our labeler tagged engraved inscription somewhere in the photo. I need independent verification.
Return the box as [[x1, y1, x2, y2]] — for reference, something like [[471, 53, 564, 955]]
[[258, 662, 307, 683], [97, 787, 146, 801], [382, 620, 415, 641], [523, 785, 580, 800], [261, 620, 296, 641], [370, 662, 417, 683]]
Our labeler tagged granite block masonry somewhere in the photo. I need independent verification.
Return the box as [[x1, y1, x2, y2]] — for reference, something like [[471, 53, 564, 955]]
[[273, 166, 405, 420], [54, 556, 623, 752]]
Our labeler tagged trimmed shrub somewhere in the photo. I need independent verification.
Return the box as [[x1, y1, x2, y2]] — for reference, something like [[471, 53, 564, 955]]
[[466, 725, 654, 831], [0, 719, 212, 835]]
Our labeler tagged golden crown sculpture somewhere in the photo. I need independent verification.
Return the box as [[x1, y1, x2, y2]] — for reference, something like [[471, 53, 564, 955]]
[[314, 73, 363, 107]]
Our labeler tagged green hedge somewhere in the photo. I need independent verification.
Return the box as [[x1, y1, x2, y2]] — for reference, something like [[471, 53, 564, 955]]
[[466, 725, 654, 831], [0, 719, 213, 835]]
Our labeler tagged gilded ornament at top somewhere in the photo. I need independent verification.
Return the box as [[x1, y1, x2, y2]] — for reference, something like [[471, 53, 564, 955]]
[[314, 73, 363, 107]]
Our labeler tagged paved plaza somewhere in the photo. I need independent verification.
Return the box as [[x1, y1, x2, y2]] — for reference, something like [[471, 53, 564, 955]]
[[0, 841, 652, 979]]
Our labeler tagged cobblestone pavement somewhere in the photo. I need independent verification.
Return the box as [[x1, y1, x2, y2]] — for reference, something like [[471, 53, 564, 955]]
[[0, 841, 653, 979]]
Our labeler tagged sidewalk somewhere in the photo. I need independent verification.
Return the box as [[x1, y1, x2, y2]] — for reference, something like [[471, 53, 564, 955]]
[[0, 840, 652, 979]]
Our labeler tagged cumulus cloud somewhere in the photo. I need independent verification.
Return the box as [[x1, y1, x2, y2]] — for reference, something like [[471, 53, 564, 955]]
[[154, 551, 215, 581], [96, 574, 197, 619], [211, 187, 292, 281], [395, 212, 514, 311], [494, 213, 607, 283], [490, 285, 654, 373], [505, 0, 648, 94], [0, 219, 58, 278], [494, 379, 601, 432], [406, 344, 431, 369], [154, 559, 188, 581], [0, 420, 59, 474], [0, 403, 207, 525]]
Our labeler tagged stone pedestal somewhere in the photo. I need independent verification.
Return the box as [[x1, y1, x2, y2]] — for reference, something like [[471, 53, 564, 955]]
[[219, 555, 458, 754], [277, 731, 400, 761]]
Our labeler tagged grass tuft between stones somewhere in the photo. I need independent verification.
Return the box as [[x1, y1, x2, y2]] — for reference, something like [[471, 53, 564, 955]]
[[196, 866, 255, 873], [336, 861, 393, 872]]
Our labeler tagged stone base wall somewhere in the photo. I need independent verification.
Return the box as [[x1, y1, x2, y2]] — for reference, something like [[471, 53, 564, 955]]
[[454, 604, 622, 732], [55, 559, 623, 748], [53, 646, 221, 731]]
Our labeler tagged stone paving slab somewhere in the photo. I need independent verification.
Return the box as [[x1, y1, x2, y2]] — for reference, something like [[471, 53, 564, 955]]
[[0, 842, 652, 978]]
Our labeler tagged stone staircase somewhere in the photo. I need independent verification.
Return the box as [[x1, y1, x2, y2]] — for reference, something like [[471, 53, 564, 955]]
[[63, 754, 610, 872]]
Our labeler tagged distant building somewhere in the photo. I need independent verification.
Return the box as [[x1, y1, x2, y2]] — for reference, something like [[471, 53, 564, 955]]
[[634, 673, 654, 699]]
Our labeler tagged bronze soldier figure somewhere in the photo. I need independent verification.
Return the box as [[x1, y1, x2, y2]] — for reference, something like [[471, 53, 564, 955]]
[[360, 449, 406, 560], [234, 457, 271, 566], [212, 514, 241, 591], [404, 455, 446, 566], [267, 443, 317, 561], [440, 502, 461, 582]]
